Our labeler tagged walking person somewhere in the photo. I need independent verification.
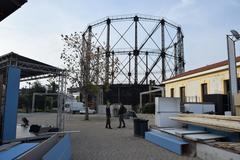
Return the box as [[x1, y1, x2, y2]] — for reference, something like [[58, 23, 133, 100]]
[[118, 104, 126, 128], [105, 102, 112, 129]]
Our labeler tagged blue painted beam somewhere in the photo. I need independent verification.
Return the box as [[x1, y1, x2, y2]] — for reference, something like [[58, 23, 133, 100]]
[[3, 67, 21, 141], [43, 134, 72, 160], [145, 131, 188, 155], [0, 143, 38, 160]]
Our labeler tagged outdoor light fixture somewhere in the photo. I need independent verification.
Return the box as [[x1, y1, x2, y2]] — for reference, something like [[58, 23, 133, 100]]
[[227, 29, 240, 116], [231, 30, 240, 40]]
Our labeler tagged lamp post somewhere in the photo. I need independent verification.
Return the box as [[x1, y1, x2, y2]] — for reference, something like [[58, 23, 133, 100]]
[[26, 82, 31, 113], [226, 30, 240, 116]]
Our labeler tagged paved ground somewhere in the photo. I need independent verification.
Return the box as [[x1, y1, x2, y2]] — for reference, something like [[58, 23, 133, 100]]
[[17, 113, 200, 160]]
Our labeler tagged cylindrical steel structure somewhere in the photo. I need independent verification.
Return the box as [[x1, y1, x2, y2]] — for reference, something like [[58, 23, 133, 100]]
[[82, 14, 185, 85]]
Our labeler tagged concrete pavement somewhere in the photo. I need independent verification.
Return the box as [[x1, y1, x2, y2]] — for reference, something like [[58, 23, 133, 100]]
[[17, 113, 200, 160]]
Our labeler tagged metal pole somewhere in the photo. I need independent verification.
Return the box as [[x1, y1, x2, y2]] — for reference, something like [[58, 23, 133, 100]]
[[96, 47, 100, 84], [177, 27, 182, 74], [227, 35, 238, 115], [134, 16, 139, 84], [174, 43, 178, 75], [145, 51, 149, 84], [128, 52, 131, 84], [59, 74, 64, 130], [96, 47, 100, 109], [161, 19, 166, 81], [87, 26, 92, 78], [31, 93, 35, 112], [149, 84, 152, 103], [105, 19, 111, 85], [63, 71, 67, 130], [140, 93, 142, 112], [180, 33, 185, 73], [56, 75, 60, 129], [111, 51, 115, 84]]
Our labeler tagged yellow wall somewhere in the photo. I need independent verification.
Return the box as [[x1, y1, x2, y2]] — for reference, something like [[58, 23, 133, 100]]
[[165, 67, 240, 102]]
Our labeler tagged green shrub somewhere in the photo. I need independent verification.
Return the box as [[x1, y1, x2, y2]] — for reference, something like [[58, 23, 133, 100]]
[[132, 105, 139, 112], [142, 103, 155, 113]]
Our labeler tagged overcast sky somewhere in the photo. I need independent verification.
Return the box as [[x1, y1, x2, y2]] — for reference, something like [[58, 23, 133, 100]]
[[0, 0, 239, 71]]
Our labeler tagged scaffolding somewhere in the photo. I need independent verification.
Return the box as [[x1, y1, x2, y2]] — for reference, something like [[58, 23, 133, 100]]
[[0, 52, 65, 142]]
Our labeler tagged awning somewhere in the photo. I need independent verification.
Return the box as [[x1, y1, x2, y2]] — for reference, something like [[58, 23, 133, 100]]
[[0, 0, 27, 22], [0, 52, 63, 81]]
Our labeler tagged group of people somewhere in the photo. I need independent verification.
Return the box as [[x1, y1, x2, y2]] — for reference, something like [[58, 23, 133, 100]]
[[105, 103, 126, 129]]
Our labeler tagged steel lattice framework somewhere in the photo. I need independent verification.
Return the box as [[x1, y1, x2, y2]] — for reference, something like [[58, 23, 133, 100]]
[[82, 14, 185, 85], [0, 52, 63, 81]]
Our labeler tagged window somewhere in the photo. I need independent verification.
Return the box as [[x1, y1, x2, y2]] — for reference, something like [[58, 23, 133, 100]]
[[224, 80, 230, 94], [170, 88, 174, 97], [224, 78, 240, 94], [201, 83, 208, 101], [180, 87, 185, 103]]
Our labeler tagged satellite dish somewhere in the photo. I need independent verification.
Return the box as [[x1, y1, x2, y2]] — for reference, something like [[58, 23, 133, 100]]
[[231, 30, 240, 39]]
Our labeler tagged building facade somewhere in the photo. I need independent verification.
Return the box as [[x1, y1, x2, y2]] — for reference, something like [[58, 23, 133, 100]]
[[163, 57, 240, 102]]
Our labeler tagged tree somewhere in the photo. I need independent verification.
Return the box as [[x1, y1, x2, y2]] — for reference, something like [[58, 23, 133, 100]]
[[19, 81, 46, 112], [31, 81, 46, 111], [45, 79, 58, 111], [19, 88, 30, 112], [46, 79, 58, 93], [61, 31, 118, 120]]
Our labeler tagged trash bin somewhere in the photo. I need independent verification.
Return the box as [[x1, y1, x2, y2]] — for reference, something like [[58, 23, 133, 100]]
[[139, 119, 148, 138], [134, 118, 140, 136], [133, 118, 149, 138]]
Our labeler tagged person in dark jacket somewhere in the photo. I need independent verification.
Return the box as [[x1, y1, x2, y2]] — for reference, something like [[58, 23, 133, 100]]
[[105, 102, 112, 129], [118, 104, 126, 128]]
